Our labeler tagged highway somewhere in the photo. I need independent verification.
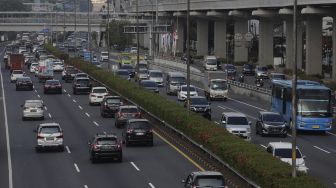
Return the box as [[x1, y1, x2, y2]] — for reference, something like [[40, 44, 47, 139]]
[[0, 49, 204, 188]]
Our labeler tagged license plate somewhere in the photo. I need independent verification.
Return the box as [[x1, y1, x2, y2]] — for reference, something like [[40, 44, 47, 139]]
[[312, 125, 320, 129], [136, 133, 144, 136], [46, 137, 54, 141], [31, 110, 37, 112], [97, 96, 103, 98]]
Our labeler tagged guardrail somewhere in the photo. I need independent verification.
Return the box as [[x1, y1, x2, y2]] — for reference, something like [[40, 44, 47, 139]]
[[84, 70, 260, 188]]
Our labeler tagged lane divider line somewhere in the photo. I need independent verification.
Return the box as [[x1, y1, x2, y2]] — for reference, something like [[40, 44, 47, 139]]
[[44, 106, 47, 110], [63, 89, 67, 93], [260, 144, 267, 148], [327, 131, 336, 137], [93, 121, 99, 126], [130, 162, 140, 171], [313, 146, 331, 154], [84, 185, 88, 188], [74, 163, 80, 172], [72, 99, 77, 103], [153, 130, 205, 171], [37, 94, 40, 98], [214, 121, 219, 125], [148, 183, 155, 188], [78, 105, 83, 110], [48, 113, 52, 119], [85, 112, 90, 117], [67, 94, 71, 97], [34, 89, 37, 92], [65, 146, 71, 154], [217, 105, 257, 120]]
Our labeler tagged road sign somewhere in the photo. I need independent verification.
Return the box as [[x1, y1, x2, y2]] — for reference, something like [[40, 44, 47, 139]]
[[234, 33, 243, 41], [244, 32, 254, 41], [83, 51, 91, 62]]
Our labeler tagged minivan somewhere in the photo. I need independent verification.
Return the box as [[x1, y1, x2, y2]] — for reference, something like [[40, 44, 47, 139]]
[[165, 72, 186, 95]]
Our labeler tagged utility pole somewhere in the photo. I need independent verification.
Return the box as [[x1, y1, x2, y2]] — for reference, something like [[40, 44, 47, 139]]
[[88, 0, 92, 64], [291, 0, 298, 178], [63, 0, 66, 42], [107, 0, 111, 70], [186, 0, 190, 110], [74, 0, 77, 56], [136, 0, 140, 83], [155, 0, 158, 57]]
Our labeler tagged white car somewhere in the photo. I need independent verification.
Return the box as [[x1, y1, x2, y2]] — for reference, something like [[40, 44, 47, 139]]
[[22, 100, 44, 120], [177, 85, 198, 101], [204, 56, 218, 71], [10, 70, 24, 83], [30, 63, 39, 73], [100, 51, 109, 62], [89, 87, 109, 105], [53, 61, 64, 72], [148, 70, 164, 87], [266, 142, 308, 173], [34, 123, 64, 152], [220, 112, 251, 140], [130, 47, 137, 54]]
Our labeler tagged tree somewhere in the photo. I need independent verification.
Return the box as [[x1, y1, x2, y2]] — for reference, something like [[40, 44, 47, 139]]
[[106, 20, 133, 50], [0, 0, 28, 11]]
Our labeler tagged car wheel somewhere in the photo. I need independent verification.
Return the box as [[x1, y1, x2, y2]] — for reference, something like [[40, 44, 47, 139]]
[[125, 140, 130, 147], [35, 147, 40, 152], [256, 125, 259, 135], [73, 89, 76, 95], [15, 87, 18, 91], [117, 154, 122, 162], [101, 112, 105, 118], [22, 117, 26, 121], [59, 146, 64, 152], [41, 116, 44, 120], [148, 141, 154, 147], [90, 154, 97, 163], [282, 133, 287, 138]]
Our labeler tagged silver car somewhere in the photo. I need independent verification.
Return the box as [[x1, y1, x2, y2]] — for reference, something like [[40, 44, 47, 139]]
[[34, 123, 64, 152], [148, 70, 164, 86], [220, 112, 251, 140], [22, 100, 44, 120]]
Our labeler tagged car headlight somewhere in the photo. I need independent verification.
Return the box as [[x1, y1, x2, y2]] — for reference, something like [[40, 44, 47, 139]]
[[246, 128, 251, 133]]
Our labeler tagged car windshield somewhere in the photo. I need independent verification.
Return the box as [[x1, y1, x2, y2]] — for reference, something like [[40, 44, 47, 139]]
[[122, 56, 130, 60], [141, 81, 157, 87], [244, 64, 253, 69], [101, 52, 108, 56], [67, 69, 78, 74], [121, 65, 133, 69], [227, 116, 248, 125], [117, 70, 129, 76], [25, 101, 42, 107], [106, 98, 121, 104], [207, 59, 217, 65], [274, 148, 302, 158], [76, 74, 87, 77], [40, 126, 60, 134], [171, 77, 186, 83], [211, 81, 227, 90], [258, 67, 267, 71], [46, 80, 60, 85], [263, 114, 284, 123], [13, 70, 23, 74], [18, 77, 31, 82], [150, 72, 163, 78], [196, 176, 225, 187], [190, 98, 208, 105], [121, 108, 138, 113], [129, 121, 151, 129], [139, 64, 147, 69], [139, 69, 148, 74], [93, 88, 107, 93], [76, 79, 90, 85], [226, 65, 235, 70], [96, 137, 117, 145], [181, 86, 196, 92]]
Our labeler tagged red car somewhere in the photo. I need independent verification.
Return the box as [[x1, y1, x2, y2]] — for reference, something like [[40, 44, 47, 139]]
[[44, 79, 62, 94]]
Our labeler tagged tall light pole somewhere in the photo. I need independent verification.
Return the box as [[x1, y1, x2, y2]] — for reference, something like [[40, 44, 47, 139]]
[[136, 0, 140, 83], [291, 0, 298, 178], [74, 0, 77, 56], [107, 0, 111, 70], [186, 0, 190, 109], [88, 0, 92, 64], [63, 0, 66, 42]]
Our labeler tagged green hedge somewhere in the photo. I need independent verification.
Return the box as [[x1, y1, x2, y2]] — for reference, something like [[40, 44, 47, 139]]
[[45, 45, 325, 188]]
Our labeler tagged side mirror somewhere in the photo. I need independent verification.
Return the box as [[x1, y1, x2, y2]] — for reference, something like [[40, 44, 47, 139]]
[[221, 120, 226, 125], [88, 141, 91, 145], [120, 102, 123, 106], [181, 179, 186, 183], [208, 102, 211, 105], [302, 155, 306, 159], [248, 121, 252, 125], [33, 129, 37, 133], [20, 104, 23, 107]]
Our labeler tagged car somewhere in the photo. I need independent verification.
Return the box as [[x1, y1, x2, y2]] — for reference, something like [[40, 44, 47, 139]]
[[34, 123, 64, 152], [119, 55, 132, 65], [10, 70, 24, 83], [140, 80, 159, 93], [122, 119, 153, 146], [177, 85, 198, 101], [136, 60, 148, 70], [255, 112, 287, 137], [120, 64, 135, 78], [135, 68, 149, 81], [266, 142, 308, 173], [220, 112, 251, 140], [89, 133, 122, 163], [22, 100, 44, 120], [166, 72, 186, 95], [224, 64, 237, 80], [242, 64, 255, 75], [130, 47, 137, 54], [115, 105, 141, 128], [44, 79, 62, 94], [255, 66, 269, 79], [30, 62, 39, 73], [62, 66, 79, 82], [89, 87, 109, 105], [203, 56, 218, 71], [52, 61, 64, 72], [148, 70, 164, 86], [72, 77, 92, 95], [115, 69, 130, 80], [74, 72, 89, 79], [182, 171, 226, 188], [185, 96, 211, 120], [100, 96, 122, 118], [16, 77, 33, 91], [100, 51, 109, 62]]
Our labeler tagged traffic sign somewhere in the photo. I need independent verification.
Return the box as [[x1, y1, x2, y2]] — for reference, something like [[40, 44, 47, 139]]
[[244, 32, 254, 41], [83, 51, 91, 62], [234, 33, 243, 41]]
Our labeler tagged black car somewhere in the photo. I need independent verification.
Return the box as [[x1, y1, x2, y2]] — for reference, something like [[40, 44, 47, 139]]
[[185, 96, 211, 120], [120, 64, 135, 78], [100, 96, 122, 117], [44, 80, 62, 94], [122, 119, 153, 147], [242, 64, 255, 75], [89, 133, 122, 163], [16, 77, 33, 91], [72, 77, 91, 94], [62, 67, 79, 82], [140, 80, 159, 93], [255, 112, 287, 137], [115, 69, 130, 80]]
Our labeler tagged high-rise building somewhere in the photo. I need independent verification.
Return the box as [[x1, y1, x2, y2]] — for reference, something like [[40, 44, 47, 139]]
[[91, 0, 105, 11]]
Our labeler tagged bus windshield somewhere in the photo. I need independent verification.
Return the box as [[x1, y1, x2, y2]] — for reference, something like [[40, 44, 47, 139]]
[[298, 99, 331, 117]]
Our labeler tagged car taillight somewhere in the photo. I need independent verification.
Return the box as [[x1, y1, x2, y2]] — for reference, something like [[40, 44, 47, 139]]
[[93, 144, 99, 150], [117, 144, 122, 149], [24, 107, 29, 110], [37, 134, 44, 139], [148, 129, 153, 133], [118, 112, 124, 117], [135, 112, 141, 117], [56, 133, 63, 138], [127, 129, 133, 133], [91, 94, 96, 97]]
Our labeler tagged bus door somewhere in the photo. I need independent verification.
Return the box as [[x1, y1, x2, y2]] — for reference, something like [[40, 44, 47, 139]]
[[281, 88, 286, 115]]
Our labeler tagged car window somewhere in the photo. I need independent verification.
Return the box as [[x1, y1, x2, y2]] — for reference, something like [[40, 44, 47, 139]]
[[46, 80, 60, 85], [227, 116, 248, 125], [141, 81, 157, 87], [195, 176, 225, 187], [262, 114, 284, 122], [129, 121, 151, 129], [106, 98, 120, 104], [274, 148, 302, 158], [25, 102, 42, 107], [117, 70, 129, 76], [92, 88, 107, 93], [40, 126, 60, 134], [181, 86, 196, 92], [149, 72, 163, 77], [121, 107, 138, 113], [96, 137, 117, 145], [13, 70, 23, 74]]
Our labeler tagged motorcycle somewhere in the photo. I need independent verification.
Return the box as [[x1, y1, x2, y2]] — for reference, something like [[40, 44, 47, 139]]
[[238, 74, 244, 83], [256, 78, 263, 87]]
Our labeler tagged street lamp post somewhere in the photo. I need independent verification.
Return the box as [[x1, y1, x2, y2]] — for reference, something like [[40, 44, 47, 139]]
[[186, 0, 190, 110], [107, 0, 111, 71], [63, 1, 66, 42], [74, 0, 77, 56], [291, 0, 298, 178], [136, 0, 140, 83], [88, 0, 92, 64]]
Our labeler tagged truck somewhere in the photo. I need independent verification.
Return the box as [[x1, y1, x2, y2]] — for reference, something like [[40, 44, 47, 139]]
[[37, 59, 54, 82], [203, 71, 228, 101], [7, 54, 24, 72]]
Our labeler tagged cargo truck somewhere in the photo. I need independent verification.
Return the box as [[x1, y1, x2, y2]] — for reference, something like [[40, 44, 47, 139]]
[[7, 54, 24, 72], [203, 71, 228, 101]]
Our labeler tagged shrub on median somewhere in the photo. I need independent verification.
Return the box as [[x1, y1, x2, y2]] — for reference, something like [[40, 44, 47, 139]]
[[45, 44, 326, 188]]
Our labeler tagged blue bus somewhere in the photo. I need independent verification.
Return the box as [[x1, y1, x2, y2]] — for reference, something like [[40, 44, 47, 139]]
[[271, 80, 332, 132]]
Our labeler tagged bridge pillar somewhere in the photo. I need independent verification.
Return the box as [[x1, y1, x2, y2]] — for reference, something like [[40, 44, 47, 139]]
[[197, 19, 209, 56], [234, 19, 248, 63], [258, 19, 274, 66], [139, 34, 145, 48], [332, 17, 336, 81], [143, 32, 150, 49], [214, 20, 227, 58], [305, 17, 322, 75], [285, 20, 303, 70]]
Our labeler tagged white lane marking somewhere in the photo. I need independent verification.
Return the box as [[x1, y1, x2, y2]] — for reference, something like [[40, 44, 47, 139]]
[[0, 55, 13, 188], [214, 121, 219, 125], [85, 112, 90, 117], [103, 131, 107, 134], [44, 106, 47, 110], [130, 162, 140, 171], [217, 105, 257, 120], [93, 121, 99, 126], [327, 131, 336, 137], [32, 85, 35, 89], [313, 146, 331, 154], [84, 185, 88, 188], [228, 97, 267, 111], [78, 105, 83, 110], [66, 146, 71, 154], [34, 89, 37, 92], [148, 183, 155, 188], [260, 144, 267, 148], [74, 163, 80, 172], [37, 94, 41, 98], [63, 89, 67, 93], [72, 99, 77, 103], [48, 113, 52, 119], [67, 94, 71, 97]]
